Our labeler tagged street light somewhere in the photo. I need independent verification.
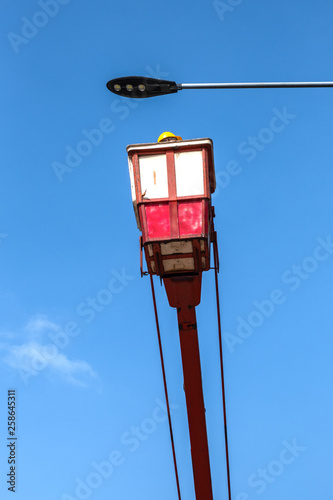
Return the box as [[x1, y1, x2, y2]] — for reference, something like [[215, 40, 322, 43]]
[[106, 75, 333, 98], [108, 73, 333, 500]]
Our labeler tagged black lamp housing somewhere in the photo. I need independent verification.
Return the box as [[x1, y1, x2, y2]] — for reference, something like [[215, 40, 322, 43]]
[[106, 76, 179, 98]]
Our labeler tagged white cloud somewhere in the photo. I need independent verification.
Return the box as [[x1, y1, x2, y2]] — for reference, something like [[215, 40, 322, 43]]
[[24, 314, 61, 340], [1, 316, 98, 387]]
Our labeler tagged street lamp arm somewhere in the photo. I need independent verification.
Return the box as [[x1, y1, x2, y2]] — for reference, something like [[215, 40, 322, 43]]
[[179, 81, 333, 89], [106, 76, 333, 98]]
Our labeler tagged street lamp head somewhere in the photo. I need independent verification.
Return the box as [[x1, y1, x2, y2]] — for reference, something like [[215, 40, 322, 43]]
[[106, 76, 180, 98]]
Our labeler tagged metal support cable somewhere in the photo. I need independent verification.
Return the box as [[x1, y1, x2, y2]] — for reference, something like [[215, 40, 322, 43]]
[[213, 237, 232, 500], [149, 274, 182, 500]]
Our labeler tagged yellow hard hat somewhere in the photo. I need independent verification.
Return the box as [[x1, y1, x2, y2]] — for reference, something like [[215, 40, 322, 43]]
[[157, 131, 182, 143]]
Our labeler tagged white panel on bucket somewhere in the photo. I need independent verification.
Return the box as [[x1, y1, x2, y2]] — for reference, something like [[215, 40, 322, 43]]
[[127, 156, 141, 230], [163, 257, 195, 272], [160, 240, 193, 255], [139, 154, 168, 199], [175, 151, 204, 197], [128, 156, 136, 202]]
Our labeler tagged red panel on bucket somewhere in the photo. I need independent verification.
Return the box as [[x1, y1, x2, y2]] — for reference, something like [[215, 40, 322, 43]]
[[145, 203, 170, 239], [178, 201, 203, 236]]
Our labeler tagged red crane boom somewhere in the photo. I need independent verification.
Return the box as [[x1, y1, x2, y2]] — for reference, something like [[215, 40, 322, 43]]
[[164, 274, 213, 500]]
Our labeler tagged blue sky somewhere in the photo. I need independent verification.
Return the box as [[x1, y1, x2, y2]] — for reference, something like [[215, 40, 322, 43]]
[[1, 0, 333, 498]]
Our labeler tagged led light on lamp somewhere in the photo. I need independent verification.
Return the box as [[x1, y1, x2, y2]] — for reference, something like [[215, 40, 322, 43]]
[[126, 84, 134, 91], [113, 84, 121, 92], [138, 84, 146, 92]]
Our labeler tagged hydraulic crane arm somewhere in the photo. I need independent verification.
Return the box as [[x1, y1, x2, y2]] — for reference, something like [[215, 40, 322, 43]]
[[164, 274, 214, 500]]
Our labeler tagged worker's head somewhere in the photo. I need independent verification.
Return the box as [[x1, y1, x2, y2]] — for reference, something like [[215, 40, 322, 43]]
[[157, 131, 182, 143]]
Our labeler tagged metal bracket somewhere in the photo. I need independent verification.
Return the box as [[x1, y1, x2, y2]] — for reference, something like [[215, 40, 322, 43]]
[[211, 231, 220, 274], [210, 207, 220, 273], [140, 236, 149, 277]]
